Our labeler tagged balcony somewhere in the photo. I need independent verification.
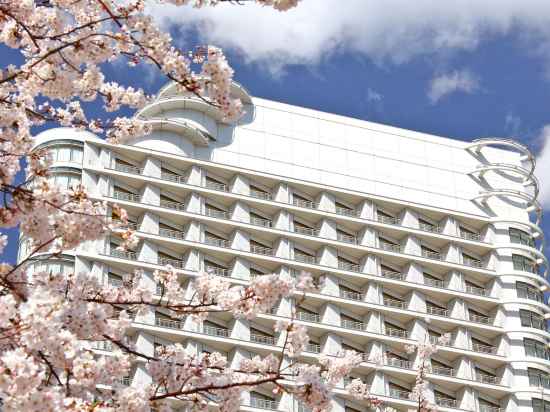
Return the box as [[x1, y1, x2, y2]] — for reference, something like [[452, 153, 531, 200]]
[[306, 343, 321, 353], [204, 208, 227, 219], [475, 374, 500, 385], [110, 249, 137, 260], [335, 206, 357, 217], [529, 375, 550, 389], [158, 257, 185, 269], [114, 163, 142, 175], [159, 228, 185, 240], [386, 357, 411, 369], [204, 236, 229, 248], [427, 306, 448, 317], [479, 407, 501, 412], [341, 319, 365, 331], [120, 376, 132, 386], [465, 285, 487, 296], [250, 397, 278, 410], [389, 388, 411, 400], [205, 180, 227, 192], [296, 311, 321, 323], [294, 253, 317, 265], [463, 256, 482, 268], [250, 334, 275, 345], [338, 261, 361, 272], [293, 226, 319, 237], [435, 398, 457, 409], [250, 189, 272, 201], [339, 290, 364, 301], [293, 198, 317, 209], [422, 249, 442, 261], [377, 214, 398, 225], [385, 327, 408, 339], [91, 340, 113, 351], [203, 325, 230, 338], [112, 191, 140, 203], [160, 199, 185, 211], [161, 171, 186, 184], [250, 216, 272, 228], [471, 343, 497, 355], [379, 241, 402, 253], [337, 233, 357, 244], [381, 268, 404, 281], [424, 278, 446, 288], [384, 298, 405, 309], [431, 365, 455, 377], [155, 317, 184, 330], [460, 230, 482, 241], [250, 244, 274, 256], [205, 265, 231, 277], [469, 314, 493, 325], [419, 222, 441, 234]]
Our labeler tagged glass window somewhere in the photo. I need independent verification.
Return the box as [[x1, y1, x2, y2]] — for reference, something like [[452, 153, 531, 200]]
[[532, 398, 550, 412], [524, 338, 550, 360], [517, 281, 544, 302], [513, 254, 538, 273], [509, 227, 535, 247], [528, 368, 550, 389], [520, 310, 547, 330]]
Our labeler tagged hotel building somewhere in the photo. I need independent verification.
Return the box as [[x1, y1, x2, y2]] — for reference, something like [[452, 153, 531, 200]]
[[20, 81, 549, 411]]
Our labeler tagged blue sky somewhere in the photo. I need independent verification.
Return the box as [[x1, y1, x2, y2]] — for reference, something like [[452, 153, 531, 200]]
[[3, 1, 550, 263]]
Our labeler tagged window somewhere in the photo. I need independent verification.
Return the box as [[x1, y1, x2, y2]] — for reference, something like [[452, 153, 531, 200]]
[[517, 281, 544, 302], [533, 399, 550, 412], [48, 170, 81, 190], [520, 310, 546, 330], [513, 254, 538, 273], [509, 227, 535, 247], [524, 338, 550, 360], [48, 145, 83, 163], [528, 368, 550, 389]]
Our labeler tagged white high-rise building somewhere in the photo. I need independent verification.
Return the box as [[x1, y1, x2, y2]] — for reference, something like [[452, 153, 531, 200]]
[[21, 81, 549, 412]]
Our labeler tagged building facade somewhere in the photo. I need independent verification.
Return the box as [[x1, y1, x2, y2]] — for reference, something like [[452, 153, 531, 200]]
[[21, 82, 550, 411]]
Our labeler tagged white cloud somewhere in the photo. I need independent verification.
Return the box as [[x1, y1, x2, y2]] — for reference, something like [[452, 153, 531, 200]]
[[148, 1, 550, 72], [504, 113, 522, 135], [535, 125, 550, 210], [427, 69, 480, 103], [367, 88, 383, 102]]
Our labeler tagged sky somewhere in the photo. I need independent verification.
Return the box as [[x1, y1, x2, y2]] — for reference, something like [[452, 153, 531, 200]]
[[3, 0, 550, 262]]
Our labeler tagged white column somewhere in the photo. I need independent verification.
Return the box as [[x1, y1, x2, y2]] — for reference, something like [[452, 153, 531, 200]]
[[230, 174, 249, 196], [316, 192, 335, 213], [142, 156, 161, 179]]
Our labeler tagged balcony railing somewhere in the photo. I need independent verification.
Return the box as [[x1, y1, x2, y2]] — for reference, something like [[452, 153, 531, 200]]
[[431, 365, 454, 377], [463, 256, 483, 268], [386, 357, 411, 369], [250, 189, 272, 201], [293, 198, 316, 209], [250, 217, 272, 228], [476, 374, 499, 385], [469, 314, 492, 325], [161, 172, 186, 184], [341, 319, 365, 331], [204, 236, 229, 248], [296, 311, 320, 323], [205, 265, 230, 277], [204, 208, 227, 219], [205, 180, 227, 192], [479, 406, 501, 412], [156, 317, 184, 330], [120, 376, 131, 386], [294, 253, 317, 265], [465, 285, 487, 296], [250, 334, 275, 345], [385, 327, 408, 339], [389, 388, 411, 400], [422, 249, 441, 260], [306, 343, 321, 353], [203, 325, 230, 337], [377, 214, 398, 225], [337, 233, 357, 244], [112, 191, 140, 203], [427, 306, 448, 317], [338, 261, 361, 272], [460, 230, 482, 241], [424, 278, 446, 288], [435, 398, 457, 408], [384, 298, 405, 309], [381, 268, 404, 280], [114, 163, 142, 175], [250, 397, 278, 410], [250, 245, 274, 256], [419, 222, 441, 233], [91, 340, 113, 351], [293, 226, 319, 237], [340, 290, 363, 301], [110, 249, 137, 260], [159, 228, 185, 240], [335, 206, 357, 217], [158, 257, 185, 269], [472, 343, 497, 355], [160, 199, 185, 211], [380, 241, 402, 253]]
